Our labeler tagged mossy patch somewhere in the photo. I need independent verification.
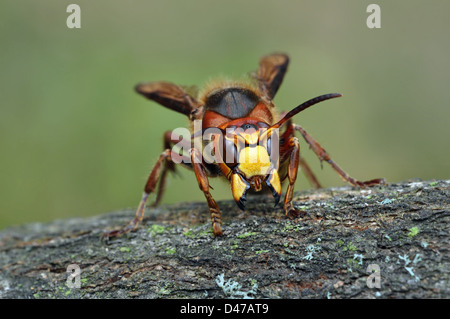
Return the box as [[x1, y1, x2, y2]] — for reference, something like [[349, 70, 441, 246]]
[[165, 247, 176, 255], [237, 232, 257, 239], [408, 227, 419, 238], [149, 224, 166, 235]]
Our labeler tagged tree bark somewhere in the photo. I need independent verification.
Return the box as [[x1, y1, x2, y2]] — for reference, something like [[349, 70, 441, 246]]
[[0, 179, 448, 299]]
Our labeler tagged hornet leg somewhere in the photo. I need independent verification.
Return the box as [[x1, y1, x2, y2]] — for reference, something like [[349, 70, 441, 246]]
[[293, 124, 385, 187], [152, 130, 192, 207], [102, 148, 191, 239], [190, 148, 223, 236], [284, 136, 306, 218]]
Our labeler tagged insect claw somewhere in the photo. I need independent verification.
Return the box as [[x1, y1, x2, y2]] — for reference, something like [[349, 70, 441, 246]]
[[273, 192, 281, 207], [266, 169, 281, 207], [266, 181, 281, 207], [237, 196, 246, 211], [231, 173, 250, 211]]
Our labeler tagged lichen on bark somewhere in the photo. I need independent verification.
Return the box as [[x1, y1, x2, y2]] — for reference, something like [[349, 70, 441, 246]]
[[0, 179, 448, 299]]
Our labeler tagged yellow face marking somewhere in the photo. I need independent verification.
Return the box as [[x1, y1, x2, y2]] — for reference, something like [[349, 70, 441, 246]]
[[231, 173, 249, 203], [238, 145, 272, 178], [240, 131, 259, 145]]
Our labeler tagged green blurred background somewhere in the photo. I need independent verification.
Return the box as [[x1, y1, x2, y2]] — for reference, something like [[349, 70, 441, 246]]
[[0, 0, 449, 229]]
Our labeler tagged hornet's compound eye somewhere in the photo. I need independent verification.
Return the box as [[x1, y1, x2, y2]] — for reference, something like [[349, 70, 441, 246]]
[[218, 134, 239, 168], [266, 135, 272, 157], [261, 129, 280, 166]]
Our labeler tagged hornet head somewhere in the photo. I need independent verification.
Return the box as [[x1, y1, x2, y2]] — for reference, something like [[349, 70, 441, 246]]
[[212, 93, 342, 210]]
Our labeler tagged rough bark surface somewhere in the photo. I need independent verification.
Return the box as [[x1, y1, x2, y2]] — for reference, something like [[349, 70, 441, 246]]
[[0, 179, 448, 299]]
